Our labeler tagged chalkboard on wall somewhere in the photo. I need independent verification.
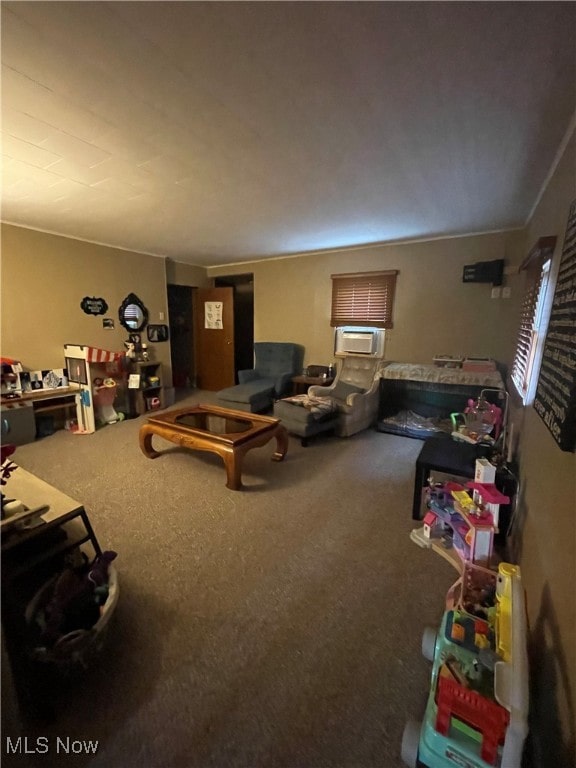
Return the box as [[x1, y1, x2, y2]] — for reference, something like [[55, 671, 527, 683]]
[[533, 199, 576, 452]]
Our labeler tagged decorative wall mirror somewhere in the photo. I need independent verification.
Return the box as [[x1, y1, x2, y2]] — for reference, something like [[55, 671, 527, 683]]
[[118, 293, 148, 332]]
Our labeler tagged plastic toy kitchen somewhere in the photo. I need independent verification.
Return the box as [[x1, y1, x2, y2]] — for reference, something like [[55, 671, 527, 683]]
[[403, 460, 528, 768]]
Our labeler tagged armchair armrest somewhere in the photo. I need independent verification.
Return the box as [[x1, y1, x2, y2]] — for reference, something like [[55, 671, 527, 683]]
[[308, 383, 336, 398], [347, 387, 379, 407], [274, 371, 295, 398]]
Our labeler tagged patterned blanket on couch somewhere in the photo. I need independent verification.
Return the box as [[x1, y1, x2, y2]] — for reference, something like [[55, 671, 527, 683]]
[[281, 394, 338, 420]]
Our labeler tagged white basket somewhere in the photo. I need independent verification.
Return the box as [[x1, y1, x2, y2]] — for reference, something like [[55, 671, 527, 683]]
[[25, 565, 119, 668]]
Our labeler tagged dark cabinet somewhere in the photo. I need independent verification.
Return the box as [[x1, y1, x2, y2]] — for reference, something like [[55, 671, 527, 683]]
[[130, 361, 163, 415]]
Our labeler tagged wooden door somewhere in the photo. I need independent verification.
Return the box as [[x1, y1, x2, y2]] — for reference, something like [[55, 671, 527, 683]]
[[194, 287, 235, 390]]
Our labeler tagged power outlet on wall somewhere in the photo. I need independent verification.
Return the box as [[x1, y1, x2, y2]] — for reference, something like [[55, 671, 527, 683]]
[[491, 287, 501, 299], [502, 287, 511, 299]]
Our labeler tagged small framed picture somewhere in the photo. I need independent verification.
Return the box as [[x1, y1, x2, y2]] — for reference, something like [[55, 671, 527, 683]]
[[65, 357, 88, 385], [147, 324, 169, 342], [103, 318, 115, 330]]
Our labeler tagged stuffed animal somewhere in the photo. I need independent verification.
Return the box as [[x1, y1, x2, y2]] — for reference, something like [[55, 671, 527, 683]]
[[88, 550, 117, 587], [39, 550, 118, 644]]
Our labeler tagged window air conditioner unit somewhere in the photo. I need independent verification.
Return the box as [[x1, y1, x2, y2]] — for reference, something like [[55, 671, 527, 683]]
[[334, 327, 385, 357]]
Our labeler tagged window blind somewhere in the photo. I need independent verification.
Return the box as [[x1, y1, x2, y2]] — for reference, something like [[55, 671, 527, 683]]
[[330, 270, 398, 328], [511, 264, 546, 395], [510, 237, 556, 398]]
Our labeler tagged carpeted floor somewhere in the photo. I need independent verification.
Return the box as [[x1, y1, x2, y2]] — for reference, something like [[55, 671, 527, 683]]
[[3, 389, 457, 768]]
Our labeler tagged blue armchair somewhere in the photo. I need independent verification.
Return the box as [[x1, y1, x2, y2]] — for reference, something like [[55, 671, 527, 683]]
[[238, 342, 304, 398]]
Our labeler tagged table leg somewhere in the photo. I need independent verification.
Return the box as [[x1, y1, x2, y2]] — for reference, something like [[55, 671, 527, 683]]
[[223, 425, 288, 490], [222, 451, 243, 491], [80, 509, 102, 557], [139, 425, 161, 458], [412, 461, 428, 520], [271, 424, 288, 461]]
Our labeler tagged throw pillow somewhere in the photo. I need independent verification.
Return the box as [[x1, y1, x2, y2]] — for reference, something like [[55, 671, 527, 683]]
[[331, 381, 365, 401]]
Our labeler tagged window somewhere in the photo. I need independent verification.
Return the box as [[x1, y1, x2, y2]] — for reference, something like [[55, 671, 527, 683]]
[[330, 270, 398, 328], [510, 237, 556, 402]]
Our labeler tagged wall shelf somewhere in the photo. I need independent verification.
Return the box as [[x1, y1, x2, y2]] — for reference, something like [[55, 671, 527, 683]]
[[130, 361, 163, 415]]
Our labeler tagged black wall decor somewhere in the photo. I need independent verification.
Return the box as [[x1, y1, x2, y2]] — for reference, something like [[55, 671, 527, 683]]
[[118, 293, 148, 332], [147, 324, 169, 342], [462, 259, 504, 286], [81, 296, 108, 315], [533, 199, 576, 452]]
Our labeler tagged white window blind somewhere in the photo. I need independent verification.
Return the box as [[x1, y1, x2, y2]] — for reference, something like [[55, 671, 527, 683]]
[[330, 270, 398, 328], [511, 237, 556, 400]]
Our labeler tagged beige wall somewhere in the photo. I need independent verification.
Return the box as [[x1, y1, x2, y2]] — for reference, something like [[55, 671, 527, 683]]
[[508, 129, 576, 767], [208, 230, 525, 370], [166, 258, 210, 289], [1, 225, 172, 377], [2, 224, 525, 378]]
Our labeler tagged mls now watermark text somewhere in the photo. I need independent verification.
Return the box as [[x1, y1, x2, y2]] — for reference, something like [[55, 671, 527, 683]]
[[6, 736, 99, 755]]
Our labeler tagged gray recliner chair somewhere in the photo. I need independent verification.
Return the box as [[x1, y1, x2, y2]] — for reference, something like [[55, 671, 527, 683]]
[[238, 342, 304, 398], [307, 355, 388, 436], [216, 342, 304, 413]]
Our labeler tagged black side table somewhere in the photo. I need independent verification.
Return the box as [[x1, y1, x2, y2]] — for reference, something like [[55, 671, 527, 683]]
[[412, 436, 483, 520]]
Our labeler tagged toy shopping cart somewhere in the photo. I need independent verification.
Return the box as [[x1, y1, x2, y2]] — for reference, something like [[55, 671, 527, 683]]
[[402, 563, 528, 768]]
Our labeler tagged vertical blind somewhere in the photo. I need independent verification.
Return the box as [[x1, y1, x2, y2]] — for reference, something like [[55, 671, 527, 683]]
[[510, 237, 556, 397], [330, 270, 398, 328]]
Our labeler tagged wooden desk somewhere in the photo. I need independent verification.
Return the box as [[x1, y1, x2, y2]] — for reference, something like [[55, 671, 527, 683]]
[[2, 385, 80, 411], [1, 387, 80, 444], [1, 467, 101, 720]]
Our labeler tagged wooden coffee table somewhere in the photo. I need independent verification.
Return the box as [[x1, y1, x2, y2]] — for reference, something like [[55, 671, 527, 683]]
[[139, 404, 289, 490]]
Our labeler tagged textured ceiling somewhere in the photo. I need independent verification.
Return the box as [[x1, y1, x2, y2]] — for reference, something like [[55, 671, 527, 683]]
[[1, 1, 575, 267]]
